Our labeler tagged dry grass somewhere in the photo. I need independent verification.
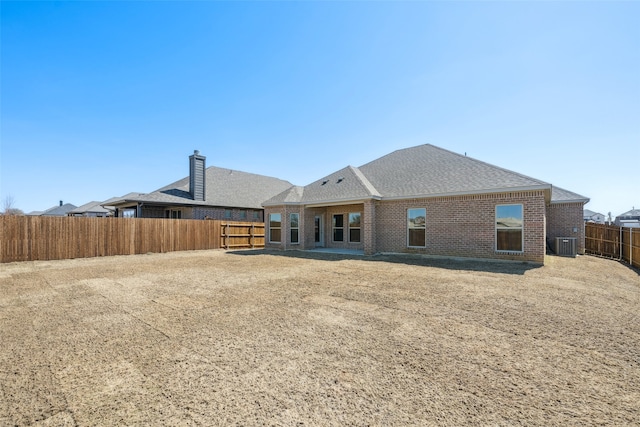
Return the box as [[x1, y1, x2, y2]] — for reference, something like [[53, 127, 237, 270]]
[[0, 250, 638, 426]]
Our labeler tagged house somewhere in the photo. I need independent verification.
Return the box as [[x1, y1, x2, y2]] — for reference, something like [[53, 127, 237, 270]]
[[583, 209, 606, 224], [68, 200, 114, 217], [263, 144, 589, 264], [615, 208, 640, 228], [108, 151, 292, 221], [28, 201, 78, 216]]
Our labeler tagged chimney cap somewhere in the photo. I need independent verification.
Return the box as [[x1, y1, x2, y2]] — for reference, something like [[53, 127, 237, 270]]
[[194, 150, 200, 155]]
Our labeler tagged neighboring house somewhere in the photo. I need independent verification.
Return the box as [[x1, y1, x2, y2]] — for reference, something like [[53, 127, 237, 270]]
[[108, 151, 292, 221], [29, 201, 78, 216], [583, 209, 606, 224], [615, 208, 640, 228], [67, 200, 114, 217], [263, 144, 589, 264]]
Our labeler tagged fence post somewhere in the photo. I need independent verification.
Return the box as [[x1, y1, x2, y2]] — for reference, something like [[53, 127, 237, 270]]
[[630, 227, 633, 266]]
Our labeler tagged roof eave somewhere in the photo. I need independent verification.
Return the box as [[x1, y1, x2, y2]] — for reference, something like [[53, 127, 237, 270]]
[[379, 185, 552, 202]]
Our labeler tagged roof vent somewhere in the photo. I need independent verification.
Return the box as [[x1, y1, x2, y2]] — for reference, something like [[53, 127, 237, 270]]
[[321, 180, 329, 185], [337, 177, 344, 183]]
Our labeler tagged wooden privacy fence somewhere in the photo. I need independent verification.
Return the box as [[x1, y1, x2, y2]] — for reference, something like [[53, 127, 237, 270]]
[[0, 216, 265, 263], [220, 222, 265, 249], [585, 223, 640, 270]]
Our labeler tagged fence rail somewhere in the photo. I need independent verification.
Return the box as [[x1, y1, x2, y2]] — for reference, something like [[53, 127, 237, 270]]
[[0, 216, 264, 263], [585, 223, 640, 269]]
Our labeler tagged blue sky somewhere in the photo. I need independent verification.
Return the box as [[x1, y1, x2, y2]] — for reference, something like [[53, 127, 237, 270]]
[[1, 1, 638, 217]]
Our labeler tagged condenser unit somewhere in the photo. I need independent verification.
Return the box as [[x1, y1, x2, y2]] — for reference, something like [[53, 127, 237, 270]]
[[555, 237, 577, 257]]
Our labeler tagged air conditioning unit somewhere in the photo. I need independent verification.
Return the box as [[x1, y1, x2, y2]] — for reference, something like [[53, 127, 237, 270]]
[[555, 237, 577, 257]]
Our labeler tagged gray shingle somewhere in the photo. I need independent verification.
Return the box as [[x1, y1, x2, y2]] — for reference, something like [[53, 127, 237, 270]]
[[360, 144, 551, 198], [265, 144, 559, 206], [112, 167, 292, 209], [551, 186, 589, 203]]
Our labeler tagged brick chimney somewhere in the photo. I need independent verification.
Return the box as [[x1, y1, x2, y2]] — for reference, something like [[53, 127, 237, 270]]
[[189, 150, 206, 201]]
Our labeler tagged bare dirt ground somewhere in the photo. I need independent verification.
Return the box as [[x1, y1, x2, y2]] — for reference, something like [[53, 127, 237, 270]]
[[0, 250, 638, 426]]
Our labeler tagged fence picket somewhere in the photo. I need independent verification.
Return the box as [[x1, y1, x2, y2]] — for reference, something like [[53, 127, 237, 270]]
[[585, 223, 640, 269], [0, 217, 264, 263]]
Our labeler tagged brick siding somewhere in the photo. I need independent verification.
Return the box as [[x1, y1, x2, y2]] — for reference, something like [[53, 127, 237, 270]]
[[546, 202, 585, 254], [374, 191, 547, 263], [266, 191, 549, 263]]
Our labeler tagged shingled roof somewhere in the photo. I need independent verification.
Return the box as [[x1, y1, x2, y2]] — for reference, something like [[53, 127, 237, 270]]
[[265, 144, 586, 206], [110, 166, 292, 209]]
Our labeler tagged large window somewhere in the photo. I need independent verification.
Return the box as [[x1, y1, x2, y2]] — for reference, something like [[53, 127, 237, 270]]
[[165, 209, 182, 219], [407, 208, 426, 247], [333, 214, 344, 242], [496, 204, 523, 252], [269, 213, 282, 243], [349, 212, 361, 243], [290, 213, 299, 244]]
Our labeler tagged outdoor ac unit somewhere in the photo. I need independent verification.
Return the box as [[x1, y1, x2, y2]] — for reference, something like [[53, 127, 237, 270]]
[[555, 237, 577, 258]]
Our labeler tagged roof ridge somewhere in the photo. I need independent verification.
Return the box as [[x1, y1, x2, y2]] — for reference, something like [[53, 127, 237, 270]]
[[347, 165, 381, 198]]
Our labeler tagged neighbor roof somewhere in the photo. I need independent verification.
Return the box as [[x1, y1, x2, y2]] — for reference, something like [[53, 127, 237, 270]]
[[109, 167, 292, 210], [68, 201, 113, 215], [39, 203, 78, 216], [265, 144, 567, 206]]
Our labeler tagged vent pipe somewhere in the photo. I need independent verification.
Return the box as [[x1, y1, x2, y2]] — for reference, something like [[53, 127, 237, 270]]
[[189, 150, 206, 201]]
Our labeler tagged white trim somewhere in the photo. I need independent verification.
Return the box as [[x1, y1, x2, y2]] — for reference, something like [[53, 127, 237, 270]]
[[268, 213, 282, 243], [289, 213, 300, 244], [495, 204, 524, 253], [407, 207, 427, 248], [348, 212, 362, 243]]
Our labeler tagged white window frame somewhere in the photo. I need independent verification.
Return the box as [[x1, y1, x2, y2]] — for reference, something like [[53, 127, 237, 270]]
[[269, 213, 282, 243], [165, 209, 182, 219], [407, 208, 426, 248], [332, 214, 344, 242], [495, 204, 524, 252], [348, 212, 361, 243], [290, 213, 300, 244]]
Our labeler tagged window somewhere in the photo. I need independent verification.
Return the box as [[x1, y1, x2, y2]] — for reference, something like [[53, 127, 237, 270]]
[[240, 210, 247, 220], [290, 213, 300, 244], [496, 204, 523, 252], [252, 211, 260, 221], [165, 209, 182, 219], [333, 214, 344, 242], [269, 213, 282, 243], [348, 212, 361, 243], [224, 209, 232, 219], [407, 208, 426, 247], [121, 208, 136, 218]]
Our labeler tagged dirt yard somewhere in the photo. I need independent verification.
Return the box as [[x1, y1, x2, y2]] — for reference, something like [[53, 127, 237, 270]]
[[0, 250, 638, 426]]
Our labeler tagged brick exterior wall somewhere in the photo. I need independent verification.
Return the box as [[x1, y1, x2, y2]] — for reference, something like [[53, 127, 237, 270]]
[[266, 190, 549, 263], [546, 202, 585, 254], [374, 191, 547, 263]]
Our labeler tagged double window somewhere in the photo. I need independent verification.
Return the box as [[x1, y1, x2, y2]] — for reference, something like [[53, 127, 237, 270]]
[[269, 213, 282, 243], [333, 213, 362, 243], [290, 213, 300, 244], [407, 208, 426, 247], [496, 204, 523, 252]]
